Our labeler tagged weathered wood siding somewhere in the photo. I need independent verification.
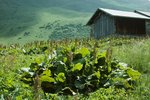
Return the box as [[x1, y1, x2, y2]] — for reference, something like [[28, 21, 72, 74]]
[[92, 13, 115, 39], [90, 24, 94, 37], [90, 12, 148, 38], [146, 20, 150, 35]]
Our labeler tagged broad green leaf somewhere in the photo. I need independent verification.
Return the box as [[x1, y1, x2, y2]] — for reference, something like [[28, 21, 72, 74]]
[[16, 96, 22, 100], [55, 61, 67, 74], [34, 55, 45, 64], [119, 62, 128, 70], [124, 80, 133, 89], [73, 58, 85, 65], [75, 81, 85, 89], [77, 47, 90, 57], [99, 51, 106, 58], [21, 78, 33, 83], [56, 73, 66, 82], [42, 69, 51, 76], [35, 57, 42, 64], [40, 76, 55, 83], [127, 68, 141, 80], [63, 57, 67, 63], [29, 63, 40, 72], [94, 71, 101, 79], [72, 63, 83, 72], [112, 77, 124, 86], [112, 77, 132, 89]]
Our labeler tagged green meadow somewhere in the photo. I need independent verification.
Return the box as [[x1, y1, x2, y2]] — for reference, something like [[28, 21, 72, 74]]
[[0, 38, 150, 99], [0, 0, 150, 99], [0, 7, 90, 45]]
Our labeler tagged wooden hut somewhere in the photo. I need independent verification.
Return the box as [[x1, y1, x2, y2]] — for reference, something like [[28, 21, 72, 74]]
[[86, 8, 150, 39]]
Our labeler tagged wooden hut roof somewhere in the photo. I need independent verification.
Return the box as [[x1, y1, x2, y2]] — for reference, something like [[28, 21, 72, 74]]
[[134, 10, 150, 17], [87, 8, 150, 25]]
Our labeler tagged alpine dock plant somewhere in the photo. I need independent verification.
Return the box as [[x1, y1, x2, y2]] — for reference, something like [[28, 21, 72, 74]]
[[20, 44, 141, 96], [1, 38, 147, 99]]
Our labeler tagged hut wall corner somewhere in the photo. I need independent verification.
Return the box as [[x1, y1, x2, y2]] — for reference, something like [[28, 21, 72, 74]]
[[146, 20, 150, 35]]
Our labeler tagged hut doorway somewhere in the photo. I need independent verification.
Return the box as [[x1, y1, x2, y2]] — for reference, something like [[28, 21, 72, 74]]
[[115, 17, 146, 35]]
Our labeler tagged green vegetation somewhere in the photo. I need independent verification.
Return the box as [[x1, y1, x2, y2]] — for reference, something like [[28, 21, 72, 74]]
[[1, 1, 150, 99], [0, 6, 90, 45], [1, 0, 150, 45], [0, 37, 150, 99]]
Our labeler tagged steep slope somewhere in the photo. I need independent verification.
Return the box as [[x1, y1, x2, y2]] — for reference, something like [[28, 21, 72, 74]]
[[0, 0, 150, 44]]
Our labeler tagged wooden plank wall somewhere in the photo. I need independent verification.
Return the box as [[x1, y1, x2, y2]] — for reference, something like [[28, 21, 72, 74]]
[[146, 20, 150, 35], [93, 13, 115, 39]]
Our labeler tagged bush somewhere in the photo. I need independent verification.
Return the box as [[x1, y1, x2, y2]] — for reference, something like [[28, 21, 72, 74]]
[[20, 45, 141, 96]]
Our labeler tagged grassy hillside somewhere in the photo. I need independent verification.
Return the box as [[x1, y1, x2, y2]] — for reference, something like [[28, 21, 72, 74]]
[[0, 0, 150, 44], [0, 6, 90, 44], [0, 0, 92, 44]]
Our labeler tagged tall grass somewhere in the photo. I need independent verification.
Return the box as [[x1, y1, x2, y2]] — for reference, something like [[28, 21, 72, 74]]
[[113, 38, 150, 73], [113, 38, 150, 100]]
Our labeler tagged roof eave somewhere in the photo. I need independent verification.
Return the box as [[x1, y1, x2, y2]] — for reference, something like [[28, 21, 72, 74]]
[[114, 15, 150, 20], [134, 10, 150, 18], [86, 8, 114, 26], [86, 9, 100, 25]]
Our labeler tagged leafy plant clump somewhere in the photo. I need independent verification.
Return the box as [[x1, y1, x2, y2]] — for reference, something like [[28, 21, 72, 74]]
[[20, 45, 141, 95]]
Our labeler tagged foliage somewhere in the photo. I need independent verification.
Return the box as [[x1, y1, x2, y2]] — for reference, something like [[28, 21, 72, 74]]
[[47, 23, 90, 40], [0, 37, 150, 99], [113, 37, 150, 73], [20, 44, 141, 96]]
